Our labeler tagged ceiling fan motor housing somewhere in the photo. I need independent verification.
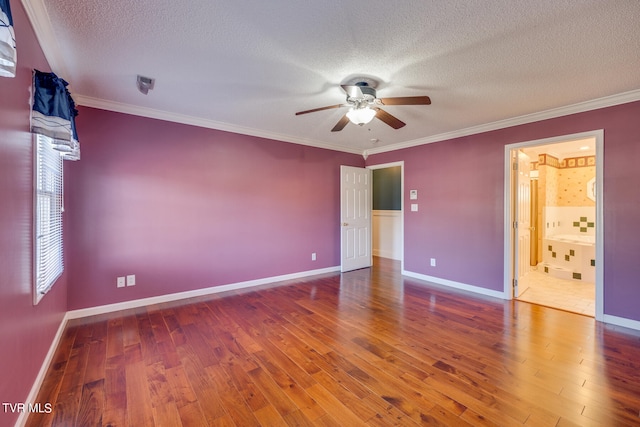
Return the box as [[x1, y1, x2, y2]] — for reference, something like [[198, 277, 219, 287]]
[[345, 82, 377, 107]]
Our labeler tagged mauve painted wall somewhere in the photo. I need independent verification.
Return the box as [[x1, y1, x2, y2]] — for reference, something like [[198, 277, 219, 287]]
[[366, 101, 640, 321], [66, 107, 363, 310], [0, 2, 68, 426]]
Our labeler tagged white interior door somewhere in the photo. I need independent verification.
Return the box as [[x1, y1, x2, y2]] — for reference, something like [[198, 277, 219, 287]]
[[513, 150, 531, 297], [341, 166, 372, 272]]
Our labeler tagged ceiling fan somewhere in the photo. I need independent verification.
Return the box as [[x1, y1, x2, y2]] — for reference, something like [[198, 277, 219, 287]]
[[295, 79, 431, 132]]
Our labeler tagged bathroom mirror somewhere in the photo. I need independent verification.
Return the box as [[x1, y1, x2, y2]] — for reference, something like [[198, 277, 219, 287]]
[[587, 177, 596, 202]]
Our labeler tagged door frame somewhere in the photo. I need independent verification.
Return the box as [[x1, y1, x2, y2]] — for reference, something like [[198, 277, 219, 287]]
[[503, 130, 604, 321], [367, 161, 405, 271]]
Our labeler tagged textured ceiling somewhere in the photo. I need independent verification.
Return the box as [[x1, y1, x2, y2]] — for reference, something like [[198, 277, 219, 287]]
[[23, 0, 640, 154]]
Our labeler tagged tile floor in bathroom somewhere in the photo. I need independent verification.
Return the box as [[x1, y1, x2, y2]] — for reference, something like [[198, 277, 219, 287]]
[[517, 269, 595, 316]]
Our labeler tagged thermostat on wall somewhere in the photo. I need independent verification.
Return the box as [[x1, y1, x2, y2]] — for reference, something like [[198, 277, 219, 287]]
[[410, 190, 418, 200]]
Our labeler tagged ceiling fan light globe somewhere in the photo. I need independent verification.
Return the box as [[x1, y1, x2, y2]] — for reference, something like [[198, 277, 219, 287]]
[[346, 107, 376, 125]]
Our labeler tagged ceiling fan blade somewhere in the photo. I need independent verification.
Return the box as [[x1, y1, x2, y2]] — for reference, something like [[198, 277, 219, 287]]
[[331, 114, 350, 132], [341, 85, 364, 99], [375, 108, 406, 129], [378, 96, 431, 106], [295, 104, 347, 115]]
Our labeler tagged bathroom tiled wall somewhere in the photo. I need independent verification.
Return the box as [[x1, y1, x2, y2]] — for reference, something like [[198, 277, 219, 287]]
[[544, 206, 596, 237], [534, 153, 596, 260]]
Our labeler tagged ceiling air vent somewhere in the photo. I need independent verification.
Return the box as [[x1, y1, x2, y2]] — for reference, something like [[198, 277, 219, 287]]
[[136, 75, 155, 95]]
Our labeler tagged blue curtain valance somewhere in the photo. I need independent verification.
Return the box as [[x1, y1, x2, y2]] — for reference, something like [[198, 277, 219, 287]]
[[0, 0, 16, 77], [31, 70, 80, 160]]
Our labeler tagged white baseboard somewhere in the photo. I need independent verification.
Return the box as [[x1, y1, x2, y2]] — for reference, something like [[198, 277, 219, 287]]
[[602, 314, 640, 331], [66, 266, 341, 319], [15, 315, 69, 427], [402, 270, 509, 300]]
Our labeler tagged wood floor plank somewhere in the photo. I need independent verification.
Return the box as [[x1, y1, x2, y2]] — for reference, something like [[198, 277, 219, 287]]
[[175, 401, 209, 427], [251, 350, 326, 422], [49, 340, 92, 427], [102, 361, 127, 427], [76, 379, 105, 427], [121, 314, 141, 349], [125, 361, 155, 426], [147, 361, 183, 426], [310, 369, 378, 422], [304, 383, 367, 427], [26, 257, 640, 426], [205, 364, 261, 426], [247, 366, 300, 418], [105, 317, 124, 361], [420, 403, 476, 427], [175, 345, 227, 423], [307, 351, 372, 400], [252, 404, 287, 426], [221, 358, 270, 413], [270, 327, 323, 376], [83, 335, 107, 385], [360, 394, 422, 427]]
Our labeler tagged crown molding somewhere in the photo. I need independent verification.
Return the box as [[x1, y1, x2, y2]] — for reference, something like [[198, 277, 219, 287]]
[[21, 0, 69, 78], [77, 88, 640, 159], [74, 95, 363, 155], [364, 89, 640, 157]]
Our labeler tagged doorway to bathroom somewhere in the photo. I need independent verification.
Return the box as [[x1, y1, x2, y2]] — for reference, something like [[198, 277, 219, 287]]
[[505, 131, 603, 319]]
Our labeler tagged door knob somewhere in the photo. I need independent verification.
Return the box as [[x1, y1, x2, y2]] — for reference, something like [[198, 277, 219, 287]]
[[342, 222, 349, 226]]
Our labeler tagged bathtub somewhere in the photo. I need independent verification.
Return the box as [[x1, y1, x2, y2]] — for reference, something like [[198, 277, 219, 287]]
[[548, 234, 595, 245], [541, 234, 596, 282]]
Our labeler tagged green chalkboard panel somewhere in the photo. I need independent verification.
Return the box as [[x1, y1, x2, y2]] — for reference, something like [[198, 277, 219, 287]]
[[373, 166, 401, 210]]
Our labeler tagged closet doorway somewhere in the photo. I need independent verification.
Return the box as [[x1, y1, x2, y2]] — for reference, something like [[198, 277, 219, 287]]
[[369, 162, 404, 269]]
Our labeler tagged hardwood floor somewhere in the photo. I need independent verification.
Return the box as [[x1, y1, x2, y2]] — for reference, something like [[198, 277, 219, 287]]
[[27, 258, 640, 426]]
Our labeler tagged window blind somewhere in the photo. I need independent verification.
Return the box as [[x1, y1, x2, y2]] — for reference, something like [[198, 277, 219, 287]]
[[0, 0, 16, 78], [35, 134, 63, 303]]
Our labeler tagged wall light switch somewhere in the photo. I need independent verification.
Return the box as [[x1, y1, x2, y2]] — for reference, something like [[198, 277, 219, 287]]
[[117, 277, 125, 288], [311, 252, 317, 261], [126, 274, 136, 287], [430, 258, 436, 267], [411, 204, 418, 212]]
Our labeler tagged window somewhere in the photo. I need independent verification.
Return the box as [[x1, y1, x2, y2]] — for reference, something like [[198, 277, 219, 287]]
[[34, 134, 64, 304]]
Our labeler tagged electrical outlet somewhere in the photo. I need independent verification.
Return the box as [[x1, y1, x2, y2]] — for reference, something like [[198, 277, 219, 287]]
[[117, 277, 125, 288], [311, 252, 317, 261], [126, 274, 136, 287], [430, 258, 436, 267]]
